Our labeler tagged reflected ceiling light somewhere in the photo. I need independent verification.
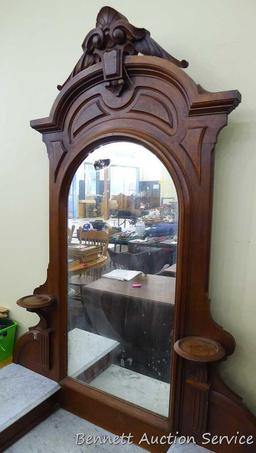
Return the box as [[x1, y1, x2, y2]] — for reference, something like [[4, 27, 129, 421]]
[[94, 159, 111, 170]]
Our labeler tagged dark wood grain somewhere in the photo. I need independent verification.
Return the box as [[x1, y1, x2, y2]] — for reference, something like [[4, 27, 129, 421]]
[[13, 7, 256, 453], [14, 294, 56, 374], [60, 377, 169, 453], [174, 336, 225, 363], [57, 6, 188, 94], [17, 294, 53, 309]]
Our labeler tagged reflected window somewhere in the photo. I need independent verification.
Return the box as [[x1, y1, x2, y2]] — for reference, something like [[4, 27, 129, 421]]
[[67, 141, 178, 417]]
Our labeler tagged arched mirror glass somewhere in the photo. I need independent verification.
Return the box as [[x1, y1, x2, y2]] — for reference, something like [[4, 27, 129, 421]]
[[67, 141, 178, 417]]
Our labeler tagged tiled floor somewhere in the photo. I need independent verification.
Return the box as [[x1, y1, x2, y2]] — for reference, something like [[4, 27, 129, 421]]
[[6, 409, 213, 453]]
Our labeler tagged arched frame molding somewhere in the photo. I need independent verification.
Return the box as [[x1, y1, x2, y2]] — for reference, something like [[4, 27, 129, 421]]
[[13, 8, 256, 452]]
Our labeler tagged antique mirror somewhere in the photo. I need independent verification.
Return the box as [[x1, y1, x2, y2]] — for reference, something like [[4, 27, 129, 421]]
[[13, 7, 256, 453], [67, 141, 178, 418]]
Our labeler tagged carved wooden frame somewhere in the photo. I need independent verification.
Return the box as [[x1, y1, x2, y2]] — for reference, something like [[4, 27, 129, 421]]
[[14, 7, 256, 453]]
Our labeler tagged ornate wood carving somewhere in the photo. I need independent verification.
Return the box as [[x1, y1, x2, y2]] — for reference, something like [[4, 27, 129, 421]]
[[58, 6, 188, 95], [14, 6, 256, 453]]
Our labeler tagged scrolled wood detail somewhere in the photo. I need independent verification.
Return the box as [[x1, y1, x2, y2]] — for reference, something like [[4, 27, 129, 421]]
[[58, 6, 188, 95], [65, 84, 181, 149], [30, 57, 240, 137]]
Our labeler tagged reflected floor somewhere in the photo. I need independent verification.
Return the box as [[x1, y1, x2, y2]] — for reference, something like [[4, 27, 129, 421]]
[[91, 364, 169, 417], [68, 328, 169, 417]]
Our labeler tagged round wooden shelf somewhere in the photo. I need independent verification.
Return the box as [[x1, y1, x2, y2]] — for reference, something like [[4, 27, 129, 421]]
[[17, 294, 54, 310], [174, 336, 225, 363]]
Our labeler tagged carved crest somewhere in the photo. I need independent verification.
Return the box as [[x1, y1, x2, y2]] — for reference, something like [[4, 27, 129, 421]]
[[58, 6, 188, 95]]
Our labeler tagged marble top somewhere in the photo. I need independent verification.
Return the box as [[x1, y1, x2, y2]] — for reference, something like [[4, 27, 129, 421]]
[[6, 408, 146, 452], [6, 407, 212, 452], [168, 442, 214, 452], [0, 364, 60, 432], [68, 328, 119, 378], [90, 364, 170, 417]]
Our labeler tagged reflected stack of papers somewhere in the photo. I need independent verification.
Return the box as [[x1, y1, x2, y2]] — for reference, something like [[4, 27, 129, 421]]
[[102, 269, 142, 281]]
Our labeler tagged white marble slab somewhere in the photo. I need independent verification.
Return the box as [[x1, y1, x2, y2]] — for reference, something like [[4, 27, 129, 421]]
[[168, 441, 214, 452], [90, 364, 170, 417], [68, 328, 119, 378], [0, 363, 60, 432], [6, 407, 213, 453], [6, 408, 146, 452]]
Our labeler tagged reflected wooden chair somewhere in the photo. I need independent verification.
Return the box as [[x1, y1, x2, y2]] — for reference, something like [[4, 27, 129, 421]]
[[73, 228, 109, 278], [78, 229, 108, 255]]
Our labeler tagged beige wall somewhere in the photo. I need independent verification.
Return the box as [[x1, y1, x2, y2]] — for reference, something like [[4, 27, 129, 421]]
[[1, 0, 255, 414]]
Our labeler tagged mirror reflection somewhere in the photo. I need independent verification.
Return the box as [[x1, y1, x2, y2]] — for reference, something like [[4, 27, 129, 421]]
[[67, 142, 178, 417]]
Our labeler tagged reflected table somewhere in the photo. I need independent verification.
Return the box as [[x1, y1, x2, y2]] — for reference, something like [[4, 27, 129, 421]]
[[83, 274, 176, 380], [160, 263, 176, 277], [128, 238, 177, 266], [84, 274, 175, 304]]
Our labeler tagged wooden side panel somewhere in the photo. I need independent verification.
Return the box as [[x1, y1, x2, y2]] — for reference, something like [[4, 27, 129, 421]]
[[13, 7, 254, 450]]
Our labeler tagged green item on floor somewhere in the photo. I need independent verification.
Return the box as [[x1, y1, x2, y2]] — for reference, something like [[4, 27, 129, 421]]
[[0, 318, 17, 361]]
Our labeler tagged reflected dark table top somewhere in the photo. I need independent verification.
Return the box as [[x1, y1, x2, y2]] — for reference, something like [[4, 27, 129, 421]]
[[84, 274, 176, 305]]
